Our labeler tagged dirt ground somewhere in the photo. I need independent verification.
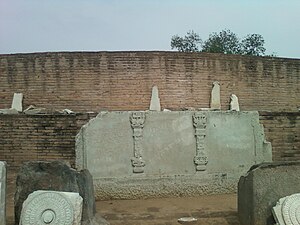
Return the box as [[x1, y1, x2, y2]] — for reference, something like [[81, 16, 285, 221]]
[[6, 172, 240, 225]]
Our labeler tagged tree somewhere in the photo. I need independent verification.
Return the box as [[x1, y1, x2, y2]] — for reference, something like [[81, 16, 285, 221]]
[[240, 34, 266, 56], [171, 30, 202, 52], [202, 29, 241, 54], [170, 29, 267, 56]]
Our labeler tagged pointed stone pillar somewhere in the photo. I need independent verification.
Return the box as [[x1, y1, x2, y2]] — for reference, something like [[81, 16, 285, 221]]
[[230, 94, 240, 111], [149, 86, 161, 111], [210, 82, 221, 110]]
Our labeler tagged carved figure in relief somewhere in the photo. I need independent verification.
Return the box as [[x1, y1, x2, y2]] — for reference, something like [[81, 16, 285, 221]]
[[193, 112, 208, 171], [130, 112, 146, 173]]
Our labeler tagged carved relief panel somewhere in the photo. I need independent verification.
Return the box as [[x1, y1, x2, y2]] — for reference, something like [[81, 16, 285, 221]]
[[193, 112, 208, 171], [130, 112, 146, 173]]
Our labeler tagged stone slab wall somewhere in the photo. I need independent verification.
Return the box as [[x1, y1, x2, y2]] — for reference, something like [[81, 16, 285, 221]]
[[0, 52, 299, 112], [0, 112, 299, 172], [76, 111, 272, 199]]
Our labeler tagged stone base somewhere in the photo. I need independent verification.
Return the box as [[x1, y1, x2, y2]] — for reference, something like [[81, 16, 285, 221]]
[[93, 175, 238, 200]]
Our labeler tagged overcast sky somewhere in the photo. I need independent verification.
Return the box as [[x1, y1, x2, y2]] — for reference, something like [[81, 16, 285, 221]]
[[0, 0, 299, 58]]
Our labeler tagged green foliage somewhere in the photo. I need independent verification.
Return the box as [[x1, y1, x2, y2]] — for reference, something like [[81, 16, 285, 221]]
[[202, 29, 241, 54], [171, 30, 202, 52], [171, 29, 267, 56], [240, 34, 265, 56]]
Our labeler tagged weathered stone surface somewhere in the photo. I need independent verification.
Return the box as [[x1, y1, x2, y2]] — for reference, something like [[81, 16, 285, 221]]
[[272, 193, 300, 225], [230, 94, 240, 111], [210, 81, 221, 110], [23, 105, 47, 114], [11, 93, 23, 112], [0, 161, 7, 225], [0, 108, 18, 114], [76, 111, 272, 200], [149, 85, 161, 111], [15, 161, 108, 225], [238, 161, 300, 225], [20, 190, 83, 225]]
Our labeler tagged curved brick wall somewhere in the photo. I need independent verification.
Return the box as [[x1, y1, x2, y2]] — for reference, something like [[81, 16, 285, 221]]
[[0, 51, 299, 112]]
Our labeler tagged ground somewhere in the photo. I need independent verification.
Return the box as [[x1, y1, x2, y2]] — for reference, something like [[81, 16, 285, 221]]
[[6, 172, 240, 225]]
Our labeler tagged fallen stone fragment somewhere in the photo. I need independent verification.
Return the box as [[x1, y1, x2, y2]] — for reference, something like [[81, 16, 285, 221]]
[[24, 105, 47, 114], [178, 217, 198, 224], [0, 108, 19, 114]]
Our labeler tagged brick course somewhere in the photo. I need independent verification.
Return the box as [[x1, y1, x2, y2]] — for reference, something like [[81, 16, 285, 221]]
[[0, 52, 299, 112]]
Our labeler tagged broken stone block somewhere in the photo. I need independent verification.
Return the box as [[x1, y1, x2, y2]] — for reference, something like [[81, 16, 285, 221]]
[[272, 193, 300, 225], [149, 85, 161, 111], [11, 93, 23, 112], [230, 94, 240, 111], [238, 162, 300, 225], [15, 161, 108, 225], [23, 105, 47, 115], [0, 161, 6, 225], [0, 108, 18, 114], [210, 81, 221, 110], [20, 190, 83, 225]]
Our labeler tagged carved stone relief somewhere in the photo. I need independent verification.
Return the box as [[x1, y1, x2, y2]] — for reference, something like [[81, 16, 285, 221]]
[[130, 112, 146, 173], [193, 112, 208, 171], [20, 190, 83, 225], [272, 193, 300, 225]]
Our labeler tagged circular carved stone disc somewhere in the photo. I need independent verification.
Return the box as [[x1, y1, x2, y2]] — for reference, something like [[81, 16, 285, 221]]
[[282, 193, 300, 225], [21, 192, 74, 225]]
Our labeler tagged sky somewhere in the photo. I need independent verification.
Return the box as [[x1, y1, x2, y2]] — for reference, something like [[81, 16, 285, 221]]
[[0, 0, 300, 58]]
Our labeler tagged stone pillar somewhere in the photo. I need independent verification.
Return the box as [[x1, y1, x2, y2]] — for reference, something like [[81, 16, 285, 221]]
[[210, 81, 221, 110], [11, 93, 23, 112], [149, 86, 161, 111], [230, 94, 240, 111], [0, 161, 7, 225]]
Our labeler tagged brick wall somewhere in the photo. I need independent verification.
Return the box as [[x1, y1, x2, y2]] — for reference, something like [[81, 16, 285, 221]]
[[0, 112, 299, 172], [0, 113, 96, 171], [0, 52, 299, 112], [260, 112, 300, 161]]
